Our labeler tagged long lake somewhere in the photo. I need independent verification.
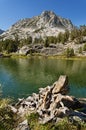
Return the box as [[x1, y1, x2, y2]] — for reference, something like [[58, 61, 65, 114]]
[[0, 57, 86, 99]]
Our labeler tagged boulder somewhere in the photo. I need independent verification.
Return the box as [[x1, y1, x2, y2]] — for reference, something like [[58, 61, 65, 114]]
[[19, 46, 30, 55], [68, 110, 86, 123], [52, 75, 69, 95], [16, 119, 29, 130], [61, 96, 83, 109], [8, 105, 17, 113]]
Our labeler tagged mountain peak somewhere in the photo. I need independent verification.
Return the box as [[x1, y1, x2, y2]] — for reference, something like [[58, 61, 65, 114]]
[[41, 10, 56, 17], [0, 11, 74, 40], [39, 10, 74, 29]]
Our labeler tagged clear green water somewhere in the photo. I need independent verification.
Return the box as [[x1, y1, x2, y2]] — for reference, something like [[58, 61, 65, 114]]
[[0, 57, 86, 99]]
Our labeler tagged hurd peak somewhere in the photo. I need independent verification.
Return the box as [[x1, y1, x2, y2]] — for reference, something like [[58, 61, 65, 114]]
[[41, 10, 56, 16], [0, 11, 74, 40]]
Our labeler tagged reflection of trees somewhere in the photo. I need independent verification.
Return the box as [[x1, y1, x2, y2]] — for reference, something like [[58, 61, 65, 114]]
[[0, 58, 86, 98], [0, 84, 2, 97], [1, 58, 86, 87]]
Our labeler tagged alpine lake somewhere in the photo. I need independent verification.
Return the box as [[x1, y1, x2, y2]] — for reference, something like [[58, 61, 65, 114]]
[[0, 57, 86, 100]]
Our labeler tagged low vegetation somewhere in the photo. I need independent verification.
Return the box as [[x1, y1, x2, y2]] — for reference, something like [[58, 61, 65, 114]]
[[27, 113, 86, 130], [0, 88, 18, 130], [66, 47, 75, 57]]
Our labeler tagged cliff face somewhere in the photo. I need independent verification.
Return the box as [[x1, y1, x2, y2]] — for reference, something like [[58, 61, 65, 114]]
[[0, 11, 74, 40]]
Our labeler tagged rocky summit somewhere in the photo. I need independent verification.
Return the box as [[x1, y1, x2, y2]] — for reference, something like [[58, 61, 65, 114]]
[[0, 11, 74, 40], [9, 75, 86, 130]]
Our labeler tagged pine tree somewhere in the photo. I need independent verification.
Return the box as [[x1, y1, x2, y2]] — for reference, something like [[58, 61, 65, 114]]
[[83, 43, 86, 51], [66, 48, 74, 57], [78, 47, 82, 53], [44, 37, 49, 47]]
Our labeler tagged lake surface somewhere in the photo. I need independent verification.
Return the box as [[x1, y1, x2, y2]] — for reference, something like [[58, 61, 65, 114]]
[[0, 57, 86, 99]]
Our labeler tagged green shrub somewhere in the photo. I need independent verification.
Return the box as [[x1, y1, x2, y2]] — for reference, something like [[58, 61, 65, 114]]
[[44, 37, 49, 47], [27, 114, 86, 130], [78, 47, 82, 53], [66, 48, 75, 57], [0, 98, 18, 130], [83, 43, 86, 51]]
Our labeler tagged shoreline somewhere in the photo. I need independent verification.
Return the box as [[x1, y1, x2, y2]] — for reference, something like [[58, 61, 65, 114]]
[[1, 52, 86, 61], [3, 53, 86, 60]]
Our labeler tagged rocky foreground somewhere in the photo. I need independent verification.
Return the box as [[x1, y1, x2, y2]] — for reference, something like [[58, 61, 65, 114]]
[[9, 75, 86, 130]]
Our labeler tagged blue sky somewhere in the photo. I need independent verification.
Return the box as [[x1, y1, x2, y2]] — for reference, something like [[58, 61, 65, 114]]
[[0, 0, 86, 30]]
